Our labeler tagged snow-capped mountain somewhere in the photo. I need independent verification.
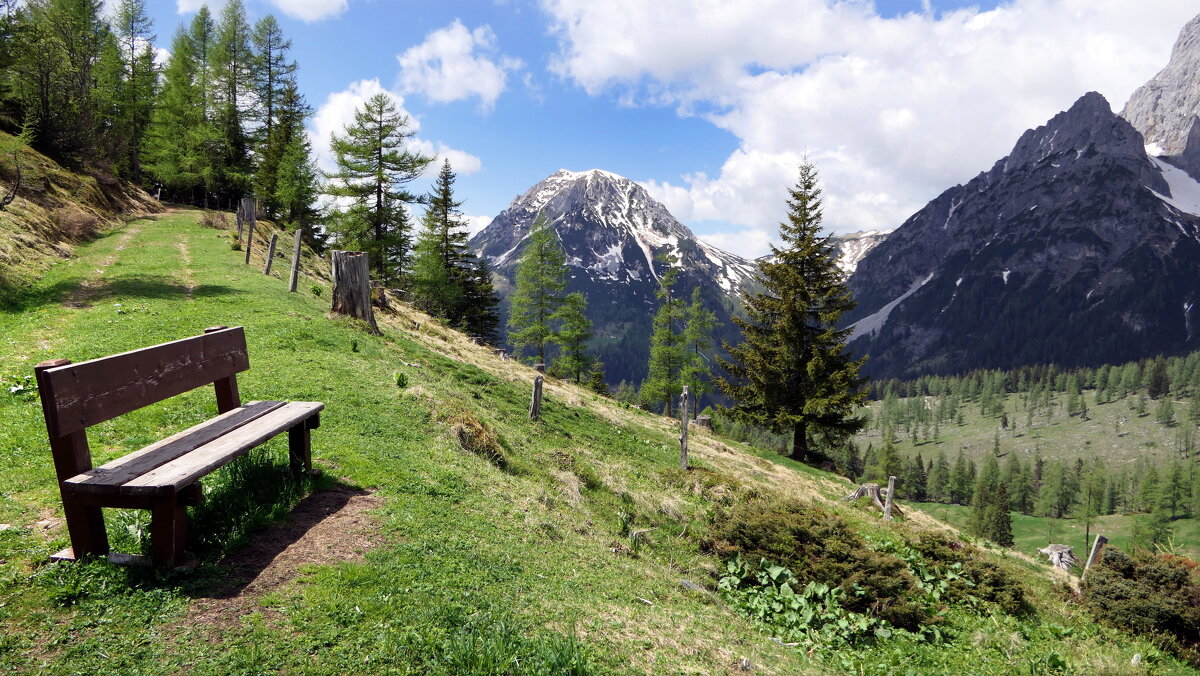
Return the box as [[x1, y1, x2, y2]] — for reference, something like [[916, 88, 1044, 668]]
[[844, 88, 1200, 379], [470, 168, 756, 386], [830, 230, 889, 275], [1122, 13, 1200, 155]]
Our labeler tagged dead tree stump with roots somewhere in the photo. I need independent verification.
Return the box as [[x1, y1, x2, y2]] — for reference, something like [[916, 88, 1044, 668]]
[[1039, 544, 1079, 571], [843, 482, 904, 519]]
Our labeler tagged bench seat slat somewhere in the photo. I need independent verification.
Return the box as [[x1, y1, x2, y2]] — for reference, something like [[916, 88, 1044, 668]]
[[117, 401, 323, 495], [64, 401, 289, 493]]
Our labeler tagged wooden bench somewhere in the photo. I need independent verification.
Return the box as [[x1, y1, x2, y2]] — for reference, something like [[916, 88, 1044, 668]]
[[33, 326, 323, 567]]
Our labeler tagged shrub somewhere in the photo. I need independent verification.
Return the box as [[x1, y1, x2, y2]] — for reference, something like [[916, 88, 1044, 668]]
[[1083, 547, 1200, 663], [449, 412, 508, 469], [909, 532, 1031, 616], [200, 210, 228, 229], [708, 497, 929, 629]]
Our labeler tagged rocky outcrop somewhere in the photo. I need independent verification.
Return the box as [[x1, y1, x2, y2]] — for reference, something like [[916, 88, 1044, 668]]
[[1122, 13, 1200, 154]]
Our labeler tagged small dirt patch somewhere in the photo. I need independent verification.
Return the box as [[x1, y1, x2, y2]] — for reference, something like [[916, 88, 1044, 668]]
[[184, 486, 383, 630]]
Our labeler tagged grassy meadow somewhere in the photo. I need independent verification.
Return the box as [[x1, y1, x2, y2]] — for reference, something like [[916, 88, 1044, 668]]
[[0, 209, 1194, 674]]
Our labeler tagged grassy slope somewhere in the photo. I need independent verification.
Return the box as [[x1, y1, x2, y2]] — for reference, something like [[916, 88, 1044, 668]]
[[0, 210, 1191, 674]]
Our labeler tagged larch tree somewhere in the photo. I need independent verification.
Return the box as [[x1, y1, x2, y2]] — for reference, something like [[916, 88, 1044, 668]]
[[716, 160, 866, 462], [111, 0, 155, 181], [551, 291, 593, 383], [250, 14, 297, 214], [641, 254, 687, 416], [327, 92, 432, 285], [679, 286, 718, 417], [211, 0, 253, 199], [507, 212, 566, 365]]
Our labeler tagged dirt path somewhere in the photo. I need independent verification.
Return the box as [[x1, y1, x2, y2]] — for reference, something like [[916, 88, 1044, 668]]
[[61, 227, 141, 309], [177, 240, 196, 301], [183, 487, 384, 630]]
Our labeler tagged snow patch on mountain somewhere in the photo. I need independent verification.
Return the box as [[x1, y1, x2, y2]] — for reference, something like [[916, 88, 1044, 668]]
[[1151, 156, 1200, 217], [848, 271, 934, 341]]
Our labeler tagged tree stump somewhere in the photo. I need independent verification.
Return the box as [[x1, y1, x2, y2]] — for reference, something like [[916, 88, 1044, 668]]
[[263, 233, 279, 275], [530, 375, 544, 421], [1038, 544, 1079, 570], [679, 386, 690, 470], [288, 229, 303, 292], [695, 415, 713, 430], [843, 482, 904, 518], [883, 475, 897, 521], [330, 250, 380, 335]]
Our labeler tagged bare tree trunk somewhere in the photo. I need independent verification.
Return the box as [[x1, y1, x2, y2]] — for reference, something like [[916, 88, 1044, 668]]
[[791, 421, 808, 462], [331, 250, 380, 335], [680, 386, 690, 470]]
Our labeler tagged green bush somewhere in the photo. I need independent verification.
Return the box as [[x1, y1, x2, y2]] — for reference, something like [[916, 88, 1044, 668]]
[[909, 532, 1031, 616], [709, 498, 929, 629], [1083, 547, 1200, 664]]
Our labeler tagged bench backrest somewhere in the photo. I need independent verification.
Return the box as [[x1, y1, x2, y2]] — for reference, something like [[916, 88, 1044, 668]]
[[35, 326, 249, 439]]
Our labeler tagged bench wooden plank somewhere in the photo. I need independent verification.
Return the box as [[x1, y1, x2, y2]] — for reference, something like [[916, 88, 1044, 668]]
[[119, 402, 324, 495], [63, 401, 288, 494], [39, 327, 250, 437]]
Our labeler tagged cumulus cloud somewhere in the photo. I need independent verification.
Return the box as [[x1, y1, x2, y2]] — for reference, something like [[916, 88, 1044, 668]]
[[397, 20, 523, 111], [309, 79, 483, 179], [543, 0, 1199, 257], [267, 0, 349, 22], [464, 214, 494, 237]]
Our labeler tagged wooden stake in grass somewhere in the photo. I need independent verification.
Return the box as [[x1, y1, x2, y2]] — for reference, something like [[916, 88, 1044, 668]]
[[679, 386, 690, 471], [1082, 535, 1108, 582], [330, 250, 380, 335], [883, 475, 897, 521], [289, 229, 303, 292], [530, 375, 544, 421], [263, 233, 279, 275], [241, 198, 256, 265]]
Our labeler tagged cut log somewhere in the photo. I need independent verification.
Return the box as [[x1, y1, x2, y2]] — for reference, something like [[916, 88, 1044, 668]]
[[1039, 544, 1079, 571], [330, 250, 380, 335]]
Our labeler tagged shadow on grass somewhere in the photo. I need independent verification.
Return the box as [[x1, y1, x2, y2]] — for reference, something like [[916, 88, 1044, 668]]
[[0, 275, 240, 314]]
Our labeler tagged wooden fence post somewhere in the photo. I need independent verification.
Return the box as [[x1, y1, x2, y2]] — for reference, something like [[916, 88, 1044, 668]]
[[883, 475, 897, 521], [289, 229, 303, 292], [263, 233, 279, 274], [530, 375, 544, 421], [1082, 535, 1108, 582], [330, 250, 380, 334], [535, 363, 546, 373], [241, 198, 256, 265], [679, 386, 690, 470]]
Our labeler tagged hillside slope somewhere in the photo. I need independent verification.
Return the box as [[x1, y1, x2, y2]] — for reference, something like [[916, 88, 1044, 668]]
[[0, 132, 161, 294], [0, 210, 1191, 674]]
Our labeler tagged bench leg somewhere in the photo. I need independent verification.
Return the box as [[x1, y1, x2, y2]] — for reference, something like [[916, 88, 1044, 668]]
[[61, 493, 109, 560], [150, 493, 187, 568], [288, 423, 313, 474]]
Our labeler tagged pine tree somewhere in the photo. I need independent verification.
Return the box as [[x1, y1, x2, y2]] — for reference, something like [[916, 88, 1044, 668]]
[[679, 287, 718, 415], [1148, 357, 1170, 400], [716, 160, 865, 462], [989, 482, 1014, 547], [211, 0, 253, 199], [507, 212, 566, 365], [411, 160, 472, 319], [271, 87, 322, 235], [327, 92, 433, 284], [111, 0, 155, 181], [928, 450, 951, 502], [550, 292, 593, 383], [145, 24, 203, 198], [642, 254, 687, 416], [460, 255, 501, 345], [251, 14, 297, 214], [586, 359, 608, 396]]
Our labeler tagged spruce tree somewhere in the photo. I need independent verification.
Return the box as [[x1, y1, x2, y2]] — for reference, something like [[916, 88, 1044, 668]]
[[550, 292, 593, 383], [1148, 357, 1170, 400], [507, 212, 566, 365], [679, 286, 718, 417], [716, 160, 865, 462], [586, 359, 608, 395], [251, 14, 298, 214], [989, 482, 1014, 547], [461, 255, 501, 344], [327, 92, 432, 284], [411, 160, 472, 319], [211, 0, 253, 198], [642, 254, 687, 416]]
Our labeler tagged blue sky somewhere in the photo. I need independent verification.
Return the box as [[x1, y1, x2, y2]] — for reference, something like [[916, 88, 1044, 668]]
[[141, 0, 1197, 258]]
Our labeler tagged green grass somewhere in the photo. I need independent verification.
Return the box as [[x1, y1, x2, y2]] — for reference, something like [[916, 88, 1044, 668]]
[[0, 210, 1194, 674]]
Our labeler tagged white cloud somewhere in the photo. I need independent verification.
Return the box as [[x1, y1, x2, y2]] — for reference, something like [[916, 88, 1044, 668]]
[[397, 20, 523, 111], [465, 214, 494, 237], [543, 0, 1199, 257], [266, 0, 348, 22], [309, 78, 483, 180], [175, 0, 210, 13]]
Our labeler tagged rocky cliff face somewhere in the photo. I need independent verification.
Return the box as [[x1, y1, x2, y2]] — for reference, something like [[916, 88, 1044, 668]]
[[830, 230, 889, 275], [470, 169, 756, 386], [845, 92, 1200, 378], [1122, 13, 1200, 155]]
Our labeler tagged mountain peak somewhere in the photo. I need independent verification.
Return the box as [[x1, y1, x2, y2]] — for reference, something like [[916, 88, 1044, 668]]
[[1122, 13, 1200, 154]]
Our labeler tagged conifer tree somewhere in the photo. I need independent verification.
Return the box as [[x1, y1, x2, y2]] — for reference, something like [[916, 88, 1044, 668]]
[[111, 0, 155, 181], [507, 212, 566, 365], [550, 292, 593, 383], [251, 14, 297, 212], [211, 0, 253, 198], [642, 254, 687, 416], [460, 255, 501, 345], [679, 286, 718, 417], [327, 92, 433, 284], [988, 482, 1014, 547], [716, 160, 865, 462], [1148, 357, 1170, 400], [411, 160, 472, 319], [586, 359, 608, 395], [271, 85, 322, 234], [928, 450, 951, 502], [145, 24, 202, 198]]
